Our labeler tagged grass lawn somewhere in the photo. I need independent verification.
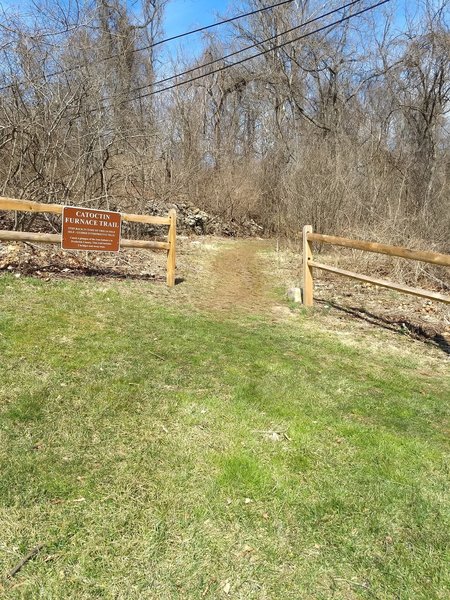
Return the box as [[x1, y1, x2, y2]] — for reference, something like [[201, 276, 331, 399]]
[[0, 273, 449, 599]]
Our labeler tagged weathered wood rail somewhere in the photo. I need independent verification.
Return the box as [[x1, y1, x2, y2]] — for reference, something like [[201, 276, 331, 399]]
[[0, 197, 177, 286], [302, 225, 450, 306]]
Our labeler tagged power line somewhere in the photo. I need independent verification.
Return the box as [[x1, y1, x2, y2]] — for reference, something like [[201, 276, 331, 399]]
[[118, 0, 391, 104], [152, 0, 297, 47], [116, 0, 365, 101], [0, 0, 297, 92]]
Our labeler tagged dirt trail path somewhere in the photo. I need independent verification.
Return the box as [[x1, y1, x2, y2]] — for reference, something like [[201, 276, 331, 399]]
[[198, 239, 277, 313]]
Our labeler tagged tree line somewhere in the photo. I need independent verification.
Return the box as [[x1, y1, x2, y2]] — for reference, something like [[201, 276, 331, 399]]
[[0, 0, 449, 246]]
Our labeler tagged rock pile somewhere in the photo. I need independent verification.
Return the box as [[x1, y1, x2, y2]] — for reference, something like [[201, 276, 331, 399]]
[[149, 202, 263, 237]]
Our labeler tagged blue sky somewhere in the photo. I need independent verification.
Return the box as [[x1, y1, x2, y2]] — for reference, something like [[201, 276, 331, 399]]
[[161, 0, 232, 60], [164, 0, 230, 36]]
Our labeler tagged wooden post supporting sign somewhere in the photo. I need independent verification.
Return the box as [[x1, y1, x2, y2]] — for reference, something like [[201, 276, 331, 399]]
[[167, 208, 177, 287]]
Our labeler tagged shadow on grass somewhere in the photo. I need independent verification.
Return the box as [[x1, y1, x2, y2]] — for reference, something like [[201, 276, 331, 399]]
[[1, 264, 164, 282], [2, 264, 187, 285], [317, 299, 450, 356]]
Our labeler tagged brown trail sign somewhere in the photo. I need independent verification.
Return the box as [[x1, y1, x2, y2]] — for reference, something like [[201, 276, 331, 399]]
[[62, 207, 122, 252], [0, 197, 177, 286]]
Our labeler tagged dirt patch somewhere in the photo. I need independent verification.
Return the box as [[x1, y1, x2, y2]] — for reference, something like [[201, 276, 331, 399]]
[[197, 240, 275, 313]]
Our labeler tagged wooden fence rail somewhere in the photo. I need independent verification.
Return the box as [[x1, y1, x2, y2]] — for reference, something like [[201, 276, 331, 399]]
[[302, 225, 450, 306], [0, 197, 177, 286]]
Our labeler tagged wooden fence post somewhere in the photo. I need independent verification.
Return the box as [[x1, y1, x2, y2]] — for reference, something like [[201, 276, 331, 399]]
[[303, 225, 314, 306], [167, 209, 177, 287]]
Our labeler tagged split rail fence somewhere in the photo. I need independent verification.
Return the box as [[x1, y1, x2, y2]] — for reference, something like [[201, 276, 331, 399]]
[[0, 197, 177, 286], [302, 225, 450, 306]]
